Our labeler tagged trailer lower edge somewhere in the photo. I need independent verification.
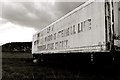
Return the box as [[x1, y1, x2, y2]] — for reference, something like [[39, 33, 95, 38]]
[[32, 51, 120, 64]]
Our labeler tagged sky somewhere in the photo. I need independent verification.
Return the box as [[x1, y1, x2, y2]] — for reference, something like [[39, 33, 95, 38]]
[[0, 0, 85, 45]]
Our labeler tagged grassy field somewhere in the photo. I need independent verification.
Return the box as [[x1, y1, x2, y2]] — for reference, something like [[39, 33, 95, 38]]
[[2, 52, 120, 80]]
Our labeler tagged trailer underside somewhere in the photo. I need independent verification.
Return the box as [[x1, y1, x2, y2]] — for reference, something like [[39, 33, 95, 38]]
[[32, 51, 120, 64]]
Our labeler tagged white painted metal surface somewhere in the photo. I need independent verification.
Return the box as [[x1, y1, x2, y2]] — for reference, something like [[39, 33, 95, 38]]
[[32, 0, 120, 54]]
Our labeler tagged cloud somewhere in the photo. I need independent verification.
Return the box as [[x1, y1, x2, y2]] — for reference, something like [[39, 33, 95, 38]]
[[1, 2, 39, 27], [54, 2, 82, 16], [0, 22, 36, 45], [1, 1, 82, 30], [0, 1, 83, 44]]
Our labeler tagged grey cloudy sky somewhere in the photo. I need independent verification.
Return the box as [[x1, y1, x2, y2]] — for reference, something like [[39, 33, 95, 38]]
[[0, 0, 84, 45], [1, 1, 83, 29]]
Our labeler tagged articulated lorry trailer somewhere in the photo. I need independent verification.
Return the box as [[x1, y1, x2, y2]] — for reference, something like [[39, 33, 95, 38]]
[[32, 0, 120, 64]]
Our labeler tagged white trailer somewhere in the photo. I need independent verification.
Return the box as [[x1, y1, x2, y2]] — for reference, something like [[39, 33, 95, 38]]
[[32, 0, 120, 64]]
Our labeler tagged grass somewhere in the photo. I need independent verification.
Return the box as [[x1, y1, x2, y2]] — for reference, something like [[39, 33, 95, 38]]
[[2, 52, 120, 80], [2, 52, 32, 58]]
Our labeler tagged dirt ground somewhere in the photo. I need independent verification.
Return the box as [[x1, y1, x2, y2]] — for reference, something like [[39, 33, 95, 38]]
[[2, 52, 120, 80]]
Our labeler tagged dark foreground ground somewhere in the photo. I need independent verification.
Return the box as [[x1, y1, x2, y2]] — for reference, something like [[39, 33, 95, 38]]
[[2, 52, 120, 80]]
